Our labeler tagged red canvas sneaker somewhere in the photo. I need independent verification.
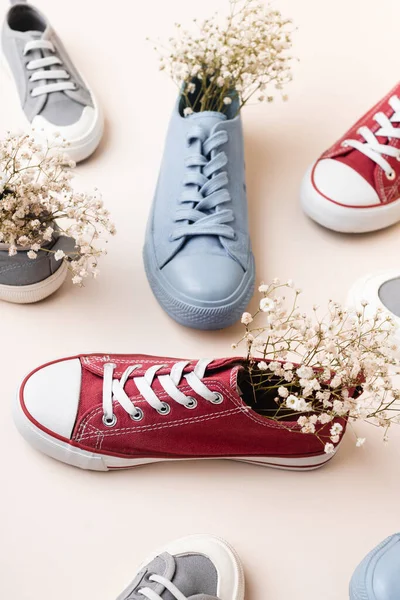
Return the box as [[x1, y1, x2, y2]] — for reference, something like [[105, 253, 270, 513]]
[[14, 353, 348, 472], [301, 83, 400, 233]]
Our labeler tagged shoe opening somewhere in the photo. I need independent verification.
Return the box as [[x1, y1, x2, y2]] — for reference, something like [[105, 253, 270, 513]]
[[179, 78, 239, 118], [237, 367, 302, 421], [8, 4, 46, 33]]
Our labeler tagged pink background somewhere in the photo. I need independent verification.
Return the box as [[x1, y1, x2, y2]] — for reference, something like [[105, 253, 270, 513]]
[[1, 0, 400, 598]]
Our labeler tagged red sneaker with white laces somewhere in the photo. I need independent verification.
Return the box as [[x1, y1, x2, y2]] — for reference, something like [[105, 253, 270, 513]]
[[15, 353, 348, 472], [301, 83, 400, 233]]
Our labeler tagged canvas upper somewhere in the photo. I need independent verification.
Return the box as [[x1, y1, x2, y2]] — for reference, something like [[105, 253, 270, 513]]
[[143, 92, 255, 329], [0, 233, 74, 286], [118, 552, 219, 600], [16, 353, 349, 471]]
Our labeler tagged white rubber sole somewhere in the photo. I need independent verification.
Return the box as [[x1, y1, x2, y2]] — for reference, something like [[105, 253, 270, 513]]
[[14, 384, 338, 471], [1, 51, 103, 163], [0, 261, 67, 304], [121, 535, 245, 600], [346, 270, 400, 343], [301, 164, 400, 233]]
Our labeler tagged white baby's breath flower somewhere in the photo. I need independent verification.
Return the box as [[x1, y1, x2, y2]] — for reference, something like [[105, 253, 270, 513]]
[[43, 227, 54, 242], [183, 107, 194, 117], [223, 97, 232, 105], [260, 297, 275, 312], [301, 422, 316, 434], [278, 386, 289, 398], [258, 361, 268, 370], [258, 284, 269, 293], [324, 443, 335, 454], [318, 413, 332, 424], [241, 312, 253, 325], [54, 250, 66, 261], [356, 437, 366, 447], [330, 423, 343, 437], [286, 395, 299, 410], [27, 250, 37, 259]]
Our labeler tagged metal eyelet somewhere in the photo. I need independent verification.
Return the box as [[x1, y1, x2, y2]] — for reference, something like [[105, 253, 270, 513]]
[[102, 414, 117, 427], [184, 396, 198, 409], [130, 408, 144, 421], [210, 392, 224, 404], [157, 402, 171, 415], [396, 154, 400, 162], [341, 140, 349, 147], [386, 170, 396, 181]]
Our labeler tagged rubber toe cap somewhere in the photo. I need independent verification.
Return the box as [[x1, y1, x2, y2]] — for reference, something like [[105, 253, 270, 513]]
[[22, 358, 82, 439], [312, 158, 379, 207], [32, 106, 97, 143], [162, 254, 245, 303]]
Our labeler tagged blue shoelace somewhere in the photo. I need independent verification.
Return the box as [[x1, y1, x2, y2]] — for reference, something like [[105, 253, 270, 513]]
[[171, 125, 235, 241]]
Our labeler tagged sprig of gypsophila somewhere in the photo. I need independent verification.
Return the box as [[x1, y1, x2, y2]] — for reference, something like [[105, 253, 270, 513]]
[[152, 0, 295, 116], [0, 132, 116, 285], [234, 279, 400, 453]]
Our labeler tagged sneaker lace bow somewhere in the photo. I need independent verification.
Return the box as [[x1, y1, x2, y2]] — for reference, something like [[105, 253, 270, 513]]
[[171, 125, 235, 241], [102, 359, 223, 426], [343, 95, 400, 179], [23, 39, 75, 97]]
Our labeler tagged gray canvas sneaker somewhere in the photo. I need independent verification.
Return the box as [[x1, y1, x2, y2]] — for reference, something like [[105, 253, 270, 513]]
[[2, 0, 103, 162], [0, 232, 74, 303], [116, 535, 244, 600]]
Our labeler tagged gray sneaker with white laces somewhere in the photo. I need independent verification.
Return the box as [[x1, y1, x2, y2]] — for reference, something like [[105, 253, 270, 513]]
[[116, 535, 244, 600], [0, 232, 74, 303], [2, 0, 103, 162]]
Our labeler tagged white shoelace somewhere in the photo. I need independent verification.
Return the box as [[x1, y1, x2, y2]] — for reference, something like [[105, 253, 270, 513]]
[[102, 359, 223, 426], [139, 574, 188, 600], [343, 95, 400, 180], [24, 40, 75, 97]]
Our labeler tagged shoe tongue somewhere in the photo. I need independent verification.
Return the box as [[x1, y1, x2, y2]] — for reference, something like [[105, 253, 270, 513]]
[[20, 30, 43, 39], [204, 362, 243, 396], [186, 110, 227, 135]]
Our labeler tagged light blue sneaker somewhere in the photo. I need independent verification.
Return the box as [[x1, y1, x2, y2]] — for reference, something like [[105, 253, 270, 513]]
[[143, 92, 255, 330], [350, 534, 400, 600]]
